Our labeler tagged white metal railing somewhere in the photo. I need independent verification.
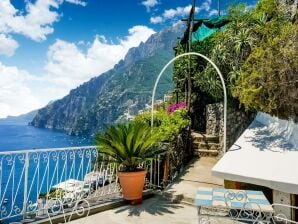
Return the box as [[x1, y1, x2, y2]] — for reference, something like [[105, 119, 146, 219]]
[[0, 146, 163, 223]]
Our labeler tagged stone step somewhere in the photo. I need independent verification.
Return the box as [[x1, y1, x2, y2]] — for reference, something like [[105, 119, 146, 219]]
[[194, 149, 219, 157], [191, 132, 219, 143], [193, 141, 219, 150]]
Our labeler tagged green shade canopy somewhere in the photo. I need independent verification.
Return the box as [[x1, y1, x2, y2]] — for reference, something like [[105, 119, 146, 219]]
[[180, 16, 229, 45], [191, 23, 218, 42], [191, 16, 229, 42]]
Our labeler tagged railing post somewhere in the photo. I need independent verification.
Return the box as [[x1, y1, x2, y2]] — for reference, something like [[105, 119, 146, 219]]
[[23, 152, 29, 219], [150, 160, 153, 189]]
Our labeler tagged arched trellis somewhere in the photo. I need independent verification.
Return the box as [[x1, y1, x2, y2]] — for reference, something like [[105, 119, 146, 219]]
[[151, 52, 227, 154]]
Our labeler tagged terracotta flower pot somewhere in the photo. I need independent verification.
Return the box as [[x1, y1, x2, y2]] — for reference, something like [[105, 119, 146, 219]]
[[118, 170, 147, 200]]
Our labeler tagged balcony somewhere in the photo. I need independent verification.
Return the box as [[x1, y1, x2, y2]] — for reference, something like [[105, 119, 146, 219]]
[[1, 145, 297, 224], [0, 146, 164, 223]]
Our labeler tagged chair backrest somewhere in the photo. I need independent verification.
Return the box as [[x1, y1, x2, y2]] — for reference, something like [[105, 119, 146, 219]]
[[224, 190, 248, 208], [224, 190, 264, 222]]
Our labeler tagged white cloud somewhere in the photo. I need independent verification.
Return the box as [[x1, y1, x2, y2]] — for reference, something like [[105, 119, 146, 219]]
[[65, 0, 87, 7], [0, 62, 42, 118], [150, 4, 197, 24], [142, 0, 159, 12], [0, 0, 61, 41], [150, 0, 215, 24], [201, 0, 212, 12], [0, 34, 19, 57], [44, 25, 155, 89], [0, 25, 156, 118], [208, 9, 218, 17], [150, 16, 163, 24], [163, 5, 195, 19], [0, 0, 86, 57], [0, 61, 71, 118]]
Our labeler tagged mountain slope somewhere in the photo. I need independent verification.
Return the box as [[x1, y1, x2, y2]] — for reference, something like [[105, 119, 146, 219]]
[[30, 25, 182, 136]]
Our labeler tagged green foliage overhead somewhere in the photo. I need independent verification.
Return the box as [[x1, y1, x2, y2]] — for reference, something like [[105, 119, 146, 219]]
[[134, 108, 190, 142], [95, 122, 164, 172], [173, 0, 297, 121], [234, 21, 298, 120]]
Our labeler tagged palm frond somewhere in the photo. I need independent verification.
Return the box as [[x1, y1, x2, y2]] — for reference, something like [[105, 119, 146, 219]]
[[95, 122, 163, 172]]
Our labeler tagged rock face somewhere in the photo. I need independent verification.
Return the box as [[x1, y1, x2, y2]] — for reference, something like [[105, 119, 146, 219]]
[[30, 25, 183, 136], [278, 0, 297, 20]]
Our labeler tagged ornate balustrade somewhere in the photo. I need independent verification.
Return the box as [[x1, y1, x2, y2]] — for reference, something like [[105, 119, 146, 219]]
[[0, 146, 164, 223]]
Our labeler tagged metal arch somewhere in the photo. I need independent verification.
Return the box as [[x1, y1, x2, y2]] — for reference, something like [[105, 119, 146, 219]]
[[151, 52, 228, 154]]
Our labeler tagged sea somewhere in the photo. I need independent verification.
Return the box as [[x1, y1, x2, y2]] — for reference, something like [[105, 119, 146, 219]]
[[0, 123, 94, 222], [0, 124, 93, 151]]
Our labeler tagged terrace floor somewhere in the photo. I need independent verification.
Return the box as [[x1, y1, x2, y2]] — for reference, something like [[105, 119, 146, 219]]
[[164, 156, 224, 203], [69, 195, 243, 224], [69, 196, 197, 224], [69, 157, 228, 224]]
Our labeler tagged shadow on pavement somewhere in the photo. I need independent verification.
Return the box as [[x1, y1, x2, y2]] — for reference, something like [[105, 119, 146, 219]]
[[114, 196, 183, 217]]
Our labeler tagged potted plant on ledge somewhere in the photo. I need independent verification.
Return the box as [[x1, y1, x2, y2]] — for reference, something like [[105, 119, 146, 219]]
[[95, 122, 163, 203]]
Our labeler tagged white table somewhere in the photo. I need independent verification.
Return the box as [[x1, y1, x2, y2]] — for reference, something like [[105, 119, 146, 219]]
[[194, 187, 274, 223]]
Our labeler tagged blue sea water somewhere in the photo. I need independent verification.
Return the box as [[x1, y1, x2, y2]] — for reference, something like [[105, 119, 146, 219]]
[[0, 124, 93, 151], [0, 124, 95, 222]]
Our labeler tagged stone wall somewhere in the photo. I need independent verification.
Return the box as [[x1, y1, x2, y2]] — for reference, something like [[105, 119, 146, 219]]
[[278, 0, 298, 20], [206, 102, 255, 154], [206, 103, 222, 136]]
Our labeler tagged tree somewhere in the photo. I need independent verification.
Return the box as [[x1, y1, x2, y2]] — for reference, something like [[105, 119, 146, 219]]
[[234, 21, 298, 121]]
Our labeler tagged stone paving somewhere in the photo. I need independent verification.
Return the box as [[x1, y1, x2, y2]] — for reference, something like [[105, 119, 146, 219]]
[[164, 157, 224, 203], [68, 157, 230, 224], [69, 195, 244, 224], [70, 196, 198, 224]]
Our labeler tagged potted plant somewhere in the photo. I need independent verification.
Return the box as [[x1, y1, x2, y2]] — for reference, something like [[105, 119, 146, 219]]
[[95, 122, 163, 202]]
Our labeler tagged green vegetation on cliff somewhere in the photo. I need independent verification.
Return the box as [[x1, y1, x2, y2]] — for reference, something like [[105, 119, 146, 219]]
[[30, 25, 183, 135]]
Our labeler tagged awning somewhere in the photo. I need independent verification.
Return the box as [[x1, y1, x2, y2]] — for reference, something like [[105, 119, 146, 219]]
[[212, 113, 298, 194], [180, 16, 230, 45]]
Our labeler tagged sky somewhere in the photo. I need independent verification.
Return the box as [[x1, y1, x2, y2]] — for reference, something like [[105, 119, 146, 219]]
[[0, 0, 256, 118]]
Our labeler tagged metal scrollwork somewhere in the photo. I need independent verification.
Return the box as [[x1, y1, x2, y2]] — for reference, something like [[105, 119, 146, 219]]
[[12, 204, 22, 216], [5, 154, 13, 166], [0, 146, 160, 223], [198, 190, 274, 224], [51, 151, 59, 162], [61, 150, 67, 161], [27, 200, 38, 213], [224, 190, 248, 207], [42, 151, 50, 163], [31, 152, 39, 164], [1, 205, 8, 217]]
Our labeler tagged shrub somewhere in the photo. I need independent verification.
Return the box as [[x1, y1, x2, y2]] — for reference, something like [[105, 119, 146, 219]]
[[135, 108, 190, 142]]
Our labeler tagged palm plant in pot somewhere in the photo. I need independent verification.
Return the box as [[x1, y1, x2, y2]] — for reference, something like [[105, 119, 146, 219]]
[[95, 122, 163, 201]]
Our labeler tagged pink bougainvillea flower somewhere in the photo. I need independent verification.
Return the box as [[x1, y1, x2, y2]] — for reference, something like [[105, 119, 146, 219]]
[[167, 102, 187, 115]]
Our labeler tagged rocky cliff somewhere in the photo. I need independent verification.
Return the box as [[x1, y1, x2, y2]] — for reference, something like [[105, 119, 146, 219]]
[[30, 25, 183, 136]]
